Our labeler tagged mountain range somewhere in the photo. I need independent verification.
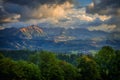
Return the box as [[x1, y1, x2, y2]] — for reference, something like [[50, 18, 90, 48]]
[[0, 25, 119, 53]]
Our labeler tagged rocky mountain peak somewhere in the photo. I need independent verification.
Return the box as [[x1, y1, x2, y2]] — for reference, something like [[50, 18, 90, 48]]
[[20, 25, 45, 39]]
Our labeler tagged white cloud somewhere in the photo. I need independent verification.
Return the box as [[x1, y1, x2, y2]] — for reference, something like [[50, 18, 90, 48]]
[[68, 8, 111, 22], [88, 24, 116, 32]]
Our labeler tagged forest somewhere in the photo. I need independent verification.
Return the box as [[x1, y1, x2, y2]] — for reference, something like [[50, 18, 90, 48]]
[[0, 46, 119, 80]]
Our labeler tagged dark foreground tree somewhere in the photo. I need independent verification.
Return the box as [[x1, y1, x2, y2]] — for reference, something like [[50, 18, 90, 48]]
[[59, 60, 78, 80], [77, 55, 100, 80], [29, 51, 64, 80], [95, 46, 116, 80], [108, 50, 120, 80], [0, 53, 4, 59], [0, 58, 41, 80], [15, 61, 41, 80]]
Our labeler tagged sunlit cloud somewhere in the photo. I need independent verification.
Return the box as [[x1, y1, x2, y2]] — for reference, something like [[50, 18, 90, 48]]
[[88, 24, 116, 32], [32, 2, 73, 19], [97, 15, 111, 21], [0, 14, 21, 23]]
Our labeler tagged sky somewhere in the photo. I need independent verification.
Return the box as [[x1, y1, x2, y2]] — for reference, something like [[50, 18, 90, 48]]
[[78, 0, 92, 6], [0, 0, 120, 41]]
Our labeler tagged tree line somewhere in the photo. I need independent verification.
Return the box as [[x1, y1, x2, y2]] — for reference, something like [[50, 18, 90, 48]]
[[0, 46, 119, 80]]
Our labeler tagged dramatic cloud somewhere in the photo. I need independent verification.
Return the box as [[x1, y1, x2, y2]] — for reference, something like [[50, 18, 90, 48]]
[[87, 0, 120, 41], [0, 0, 76, 23]]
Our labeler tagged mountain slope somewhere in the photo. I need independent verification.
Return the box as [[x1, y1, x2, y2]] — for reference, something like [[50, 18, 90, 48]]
[[0, 25, 47, 50], [20, 25, 45, 39], [0, 26, 119, 52]]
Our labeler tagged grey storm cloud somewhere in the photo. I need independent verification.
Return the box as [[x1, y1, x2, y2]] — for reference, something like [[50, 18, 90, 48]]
[[87, 0, 120, 15], [0, 6, 20, 23], [0, 0, 76, 23], [4, 0, 74, 5]]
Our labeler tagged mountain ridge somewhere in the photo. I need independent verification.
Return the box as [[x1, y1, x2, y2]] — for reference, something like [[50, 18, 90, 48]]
[[0, 25, 119, 52]]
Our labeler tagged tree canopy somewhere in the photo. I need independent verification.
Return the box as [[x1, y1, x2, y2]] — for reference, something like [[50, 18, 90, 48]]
[[0, 46, 119, 80]]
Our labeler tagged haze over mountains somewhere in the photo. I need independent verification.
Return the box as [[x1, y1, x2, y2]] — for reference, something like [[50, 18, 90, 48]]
[[0, 25, 119, 53]]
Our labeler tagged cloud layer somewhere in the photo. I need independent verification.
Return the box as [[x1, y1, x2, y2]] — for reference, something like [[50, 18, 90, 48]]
[[87, 0, 120, 40], [0, 0, 75, 23]]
